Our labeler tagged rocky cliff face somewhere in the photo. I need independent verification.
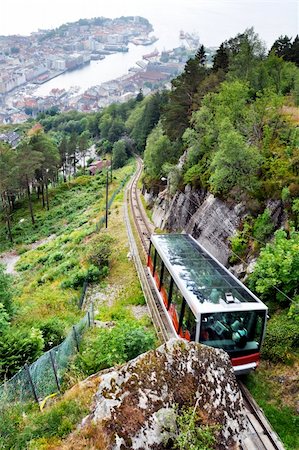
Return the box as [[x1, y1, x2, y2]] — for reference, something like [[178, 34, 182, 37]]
[[151, 186, 244, 265], [150, 185, 285, 266], [60, 339, 248, 450]]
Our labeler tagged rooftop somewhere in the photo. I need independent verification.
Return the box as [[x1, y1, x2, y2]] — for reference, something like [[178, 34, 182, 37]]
[[151, 234, 266, 314]]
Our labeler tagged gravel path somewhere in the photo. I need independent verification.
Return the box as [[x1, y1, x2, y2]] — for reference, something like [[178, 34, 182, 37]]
[[0, 234, 56, 275]]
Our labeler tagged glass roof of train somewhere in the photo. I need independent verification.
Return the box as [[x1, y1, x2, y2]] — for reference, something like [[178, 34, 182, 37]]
[[152, 234, 259, 305]]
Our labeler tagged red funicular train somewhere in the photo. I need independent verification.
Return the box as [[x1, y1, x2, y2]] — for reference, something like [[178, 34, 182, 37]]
[[147, 234, 268, 375]]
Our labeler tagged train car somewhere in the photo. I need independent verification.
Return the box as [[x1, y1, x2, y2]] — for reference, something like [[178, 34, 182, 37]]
[[147, 234, 268, 375]]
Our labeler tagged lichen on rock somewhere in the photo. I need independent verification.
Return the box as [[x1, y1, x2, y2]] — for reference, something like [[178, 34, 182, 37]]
[[61, 339, 248, 449]]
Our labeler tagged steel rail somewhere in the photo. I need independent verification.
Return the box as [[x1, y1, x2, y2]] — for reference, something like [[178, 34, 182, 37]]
[[124, 159, 173, 343]]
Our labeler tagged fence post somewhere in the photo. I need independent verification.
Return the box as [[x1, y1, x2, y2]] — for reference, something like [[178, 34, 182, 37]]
[[91, 303, 95, 326], [87, 311, 91, 327], [72, 326, 80, 352], [25, 363, 39, 405], [105, 170, 109, 228], [49, 351, 61, 393]]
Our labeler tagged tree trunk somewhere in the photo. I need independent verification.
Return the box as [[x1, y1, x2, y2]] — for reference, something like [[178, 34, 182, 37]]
[[2, 193, 13, 243], [26, 174, 35, 225], [41, 182, 45, 208], [62, 163, 66, 182], [45, 176, 49, 211], [6, 212, 13, 243], [73, 151, 76, 175]]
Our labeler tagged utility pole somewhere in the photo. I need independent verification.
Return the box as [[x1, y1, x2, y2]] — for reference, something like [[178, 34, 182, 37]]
[[110, 154, 113, 183], [105, 170, 109, 228]]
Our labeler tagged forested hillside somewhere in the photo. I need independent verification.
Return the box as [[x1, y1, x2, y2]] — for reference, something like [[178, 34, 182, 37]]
[[0, 27, 298, 449]]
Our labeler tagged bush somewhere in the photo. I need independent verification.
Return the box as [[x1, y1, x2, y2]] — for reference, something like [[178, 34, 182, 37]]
[[86, 234, 114, 268], [261, 312, 299, 363], [248, 229, 299, 306], [74, 322, 156, 376], [60, 270, 87, 289], [48, 252, 64, 264], [0, 328, 44, 379], [0, 265, 13, 315], [172, 406, 220, 450], [252, 208, 274, 243], [37, 318, 66, 351]]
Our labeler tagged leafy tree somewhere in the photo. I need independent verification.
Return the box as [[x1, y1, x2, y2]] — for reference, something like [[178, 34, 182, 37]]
[[0, 143, 17, 242], [29, 129, 60, 210], [78, 130, 90, 173], [226, 27, 266, 81], [136, 88, 144, 102], [58, 135, 68, 181], [144, 124, 177, 182], [16, 141, 44, 224], [108, 119, 125, 144], [67, 132, 78, 176], [131, 92, 166, 152], [112, 140, 128, 169], [248, 229, 299, 306], [209, 126, 261, 196]]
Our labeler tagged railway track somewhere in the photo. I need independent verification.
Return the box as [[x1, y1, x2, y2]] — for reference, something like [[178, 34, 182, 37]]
[[124, 157, 174, 342], [125, 158, 285, 450]]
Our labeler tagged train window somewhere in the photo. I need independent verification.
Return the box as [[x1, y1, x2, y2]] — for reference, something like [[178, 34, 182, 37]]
[[162, 268, 172, 298], [199, 311, 266, 354], [171, 282, 184, 319], [148, 243, 155, 274], [155, 253, 163, 280], [181, 303, 197, 341]]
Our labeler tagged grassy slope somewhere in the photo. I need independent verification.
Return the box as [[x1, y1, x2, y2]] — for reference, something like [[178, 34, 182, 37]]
[[245, 362, 299, 450], [3, 165, 132, 330], [0, 161, 157, 449]]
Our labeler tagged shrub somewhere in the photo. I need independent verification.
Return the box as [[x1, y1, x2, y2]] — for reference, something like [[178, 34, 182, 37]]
[[0, 265, 13, 315], [229, 220, 252, 263], [37, 318, 66, 351], [60, 270, 87, 289], [0, 328, 44, 379], [86, 234, 114, 268], [172, 405, 220, 450], [74, 322, 156, 376], [252, 208, 274, 243], [86, 264, 101, 282], [261, 312, 299, 363], [48, 252, 64, 264], [248, 229, 299, 306]]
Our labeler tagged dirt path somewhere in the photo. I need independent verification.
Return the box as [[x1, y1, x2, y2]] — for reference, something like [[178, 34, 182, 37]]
[[0, 234, 56, 275]]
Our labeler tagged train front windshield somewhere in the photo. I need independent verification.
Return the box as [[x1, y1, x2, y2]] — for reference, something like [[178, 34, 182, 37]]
[[199, 310, 266, 355]]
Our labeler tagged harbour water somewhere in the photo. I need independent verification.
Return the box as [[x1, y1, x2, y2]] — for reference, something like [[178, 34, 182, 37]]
[[2, 0, 297, 97]]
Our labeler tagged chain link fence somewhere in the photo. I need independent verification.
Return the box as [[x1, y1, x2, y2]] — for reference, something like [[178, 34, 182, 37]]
[[0, 305, 94, 409], [0, 169, 133, 410]]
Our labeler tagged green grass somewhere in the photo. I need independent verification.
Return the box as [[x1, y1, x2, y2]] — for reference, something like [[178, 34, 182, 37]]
[[245, 367, 299, 450], [0, 159, 158, 449], [0, 380, 96, 450], [0, 163, 135, 375]]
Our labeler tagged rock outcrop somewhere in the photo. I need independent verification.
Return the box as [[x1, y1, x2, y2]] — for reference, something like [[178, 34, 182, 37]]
[[151, 185, 285, 266], [152, 186, 243, 265], [61, 339, 248, 449]]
